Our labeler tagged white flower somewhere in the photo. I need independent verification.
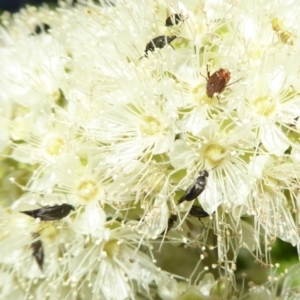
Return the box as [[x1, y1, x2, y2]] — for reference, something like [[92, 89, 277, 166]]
[[248, 156, 299, 246], [1, 0, 300, 298]]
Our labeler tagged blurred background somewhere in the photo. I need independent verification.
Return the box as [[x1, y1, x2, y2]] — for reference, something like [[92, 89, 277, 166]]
[[0, 0, 57, 13]]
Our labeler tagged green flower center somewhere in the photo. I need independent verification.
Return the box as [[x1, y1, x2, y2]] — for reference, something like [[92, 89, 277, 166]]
[[104, 239, 120, 259], [252, 96, 276, 117], [46, 138, 65, 156], [204, 144, 228, 165], [140, 116, 161, 136], [77, 180, 98, 202]]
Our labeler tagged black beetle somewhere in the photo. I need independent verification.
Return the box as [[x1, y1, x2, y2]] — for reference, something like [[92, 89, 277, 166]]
[[21, 203, 75, 221], [189, 205, 209, 219], [140, 35, 177, 59], [32, 23, 51, 35], [167, 214, 178, 233], [165, 14, 184, 27], [178, 170, 209, 205], [31, 233, 44, 270]]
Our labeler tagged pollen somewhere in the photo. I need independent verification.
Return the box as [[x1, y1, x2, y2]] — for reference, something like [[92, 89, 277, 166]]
[[46, 138, 65, 156], [140, 116, 162, 136], [252, 95, 276, 118], [203, 143, 228, 165], [77, 179, 99, 202]]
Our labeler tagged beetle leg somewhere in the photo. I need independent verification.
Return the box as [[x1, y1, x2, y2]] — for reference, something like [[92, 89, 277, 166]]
[[206, 63, 210, 78], [206, 58, 215, 77], [199, 72, 208, 81]]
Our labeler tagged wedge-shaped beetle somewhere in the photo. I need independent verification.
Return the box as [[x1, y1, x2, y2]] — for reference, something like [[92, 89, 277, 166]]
[[21, 203, 75, 221], [165, 14, 183, 27], [177, 170, 209, 205], [166, 214, 178, 233], [140, 35, 176, 59], [160, 214, 177, 236], [31, 232, 44, 270], [189, 205, 209, 219]]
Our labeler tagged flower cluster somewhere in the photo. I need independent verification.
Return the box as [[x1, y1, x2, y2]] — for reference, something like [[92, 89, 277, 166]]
[[1, 0, 300, 298]]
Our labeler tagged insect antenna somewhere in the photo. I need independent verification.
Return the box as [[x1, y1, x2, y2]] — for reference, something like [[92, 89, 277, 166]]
[[207, 165, 218, 172], [224, 77, 243, 87]]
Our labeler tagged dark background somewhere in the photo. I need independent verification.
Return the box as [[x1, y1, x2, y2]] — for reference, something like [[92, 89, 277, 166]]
[[0, 0, 57, 12]]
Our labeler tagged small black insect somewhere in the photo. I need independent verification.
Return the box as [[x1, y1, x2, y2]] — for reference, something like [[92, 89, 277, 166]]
[[189, 205, 209, 219], [141, 35, 177, 59], [31, 233, 44, 270], [160, 214, 177, 236], [165, 14, 183, 27], [33, 23, 51, 35], [167, 214, 178, 233], [21, 203, 75, 221], [177, 170, 209, 205]]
